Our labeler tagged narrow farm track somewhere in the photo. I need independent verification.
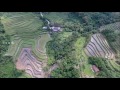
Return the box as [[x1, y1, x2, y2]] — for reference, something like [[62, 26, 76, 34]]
[[85, 33, 115, 59]]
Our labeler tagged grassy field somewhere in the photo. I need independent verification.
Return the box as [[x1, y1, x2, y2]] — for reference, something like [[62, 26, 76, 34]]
[[74, 37, 94, 77], [1, 12, 43, 36], [5, 38, 22, 57], [109, 60, 120, 71], [44, 12, 81, 27], [0, 59, 23, 78], [44, 12, 69, 24], [18, 73, 33, 78]]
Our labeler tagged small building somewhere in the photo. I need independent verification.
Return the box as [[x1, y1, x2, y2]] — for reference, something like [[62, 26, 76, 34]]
[[49, 23, 62, 32], [43, 22, 62, 32], [42, 26, 48, 30], [91, 65, 100, 73], [50, 26, 61, 32]]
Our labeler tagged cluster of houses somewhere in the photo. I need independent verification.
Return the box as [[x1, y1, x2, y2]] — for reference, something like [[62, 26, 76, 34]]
[[43, 22, 62, 32], [40, 12, 62, 32]]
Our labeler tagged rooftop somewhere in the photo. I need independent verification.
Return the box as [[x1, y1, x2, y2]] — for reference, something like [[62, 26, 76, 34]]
[[50, 26, 61, 31], [92, 65, 100, 72]]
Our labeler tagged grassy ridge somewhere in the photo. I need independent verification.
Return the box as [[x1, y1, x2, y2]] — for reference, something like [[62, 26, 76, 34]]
[[74, 37, 94, 77]]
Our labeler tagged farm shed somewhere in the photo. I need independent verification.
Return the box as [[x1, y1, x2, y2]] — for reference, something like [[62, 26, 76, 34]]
[[92, 65, 100, 73]]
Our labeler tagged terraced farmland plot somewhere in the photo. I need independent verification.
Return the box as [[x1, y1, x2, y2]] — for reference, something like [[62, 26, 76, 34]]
[[1, 12, 43, 35], [16, 48, 45, 78], [14, 34, 51, 78], [15, 36, 49, 62], [85, 33, 115, 59], [5, 39, 22, 56], [4, 33, 51, 64], [36, 34, 52, 53], [44, 12, 69, 24]]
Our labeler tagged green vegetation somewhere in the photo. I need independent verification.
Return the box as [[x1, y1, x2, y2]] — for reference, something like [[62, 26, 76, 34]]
[[0, 12, 52, 78], [1, 12, 43, 36], [75, 12, 120, 28], [0, 18, 23, 78], [48, 33, 93, 78], [101, 29, 118, 42], [74, 37, 94, 77], [49, 33, 79, 78], [0, 19, 5, 34], [43, 12, 69, 24], [46, 12, 120, 78], [0, 12, 120, 78], [88, 57, 120, 78], [100, 22, 120, 59], [0, 56, 23, 78], [1, 12, 51, 62]]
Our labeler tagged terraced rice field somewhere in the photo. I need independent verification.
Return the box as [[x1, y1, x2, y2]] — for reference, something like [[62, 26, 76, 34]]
[[13, 34, 51, 78], [5, 33, 51, 62], [16, 48, 45, 78], [5, 38, 22, 57], [85, 33, 115, 60], [36, 34, 52, 53], [1, 12, 52, 77], [1, 12, 43, 36]]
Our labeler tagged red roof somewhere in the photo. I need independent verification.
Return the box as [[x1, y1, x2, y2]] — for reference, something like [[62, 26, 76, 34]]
[[92, 65, 100, 72]]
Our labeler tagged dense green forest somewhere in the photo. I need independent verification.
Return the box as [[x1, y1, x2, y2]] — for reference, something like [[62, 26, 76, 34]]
[[46, 12, 120, 78], [47, 32, 80, 78], [72, 12, 120, 34], [74, 12, 120, 27]]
